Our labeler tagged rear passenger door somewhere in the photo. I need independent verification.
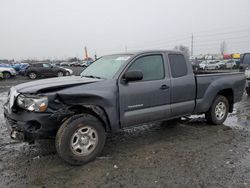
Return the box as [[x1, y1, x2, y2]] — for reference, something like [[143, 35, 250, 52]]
[[167, 53, 196, 117]]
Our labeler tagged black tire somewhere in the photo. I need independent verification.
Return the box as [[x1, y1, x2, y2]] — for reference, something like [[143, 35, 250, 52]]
[[246, 87, 250, 96], [205, 95, 229, 125], [55, 114, 106, 165], [161, 118, 180, 129], [57, 71, 64, 77], [2, 71, 11, 79], [28, 72, 37, 79]]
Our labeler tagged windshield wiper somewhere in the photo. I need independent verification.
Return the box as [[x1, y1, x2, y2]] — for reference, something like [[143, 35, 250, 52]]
[[81, 75, 102, 79]]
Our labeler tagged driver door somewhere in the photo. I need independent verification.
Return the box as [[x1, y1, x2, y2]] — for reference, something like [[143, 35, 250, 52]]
[[118, 53, 171, 127]]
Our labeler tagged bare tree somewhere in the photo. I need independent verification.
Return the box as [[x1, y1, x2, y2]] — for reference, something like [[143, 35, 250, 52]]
[[174, 45, 190, 58], [220, 41, 227, 55]]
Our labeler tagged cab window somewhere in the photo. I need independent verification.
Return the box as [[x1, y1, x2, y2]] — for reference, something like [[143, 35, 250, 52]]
[[127, 55, 164, 81]]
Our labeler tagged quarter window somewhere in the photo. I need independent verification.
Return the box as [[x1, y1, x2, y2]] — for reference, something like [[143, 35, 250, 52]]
[[168, 54, 187, 78], [127, 55, 164, 81]]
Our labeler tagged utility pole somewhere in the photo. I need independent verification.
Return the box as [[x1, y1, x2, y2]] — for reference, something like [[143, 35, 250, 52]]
[[191, 33, 194, 57]]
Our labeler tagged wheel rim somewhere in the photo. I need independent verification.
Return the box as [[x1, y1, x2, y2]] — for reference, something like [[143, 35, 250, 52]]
[[70, 126, 98, 156], [29, 73, 36, 79], [58, 72, 63, 77], [66, 71, 69, 76], [215, 101, 226, 120]]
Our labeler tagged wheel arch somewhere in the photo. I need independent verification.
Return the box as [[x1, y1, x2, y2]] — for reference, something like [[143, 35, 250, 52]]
[[217, 88, 234, 112], [66, 105, 111, 132]]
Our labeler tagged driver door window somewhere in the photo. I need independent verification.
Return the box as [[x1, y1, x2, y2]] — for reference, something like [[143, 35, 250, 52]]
[[127, 55, 164, 81]]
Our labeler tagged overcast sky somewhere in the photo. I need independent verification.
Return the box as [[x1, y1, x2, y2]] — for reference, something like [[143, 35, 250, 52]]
[[0, 0, 250, 60]]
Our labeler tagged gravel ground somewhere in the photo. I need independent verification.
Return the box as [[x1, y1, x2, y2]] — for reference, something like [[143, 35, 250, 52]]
[[0, 78, 250, 188]]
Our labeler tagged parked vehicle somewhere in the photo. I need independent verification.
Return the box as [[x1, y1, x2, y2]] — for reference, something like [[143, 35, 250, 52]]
[[199, 60, 219, 70], [225, 60, 237, 69], [0, 67, 17, 79], [60, 62, 69, 66], [25, 63, 68, 79], [191, 60, 200, 71], [18, 63, 30, 75], [240, 53, 250, 95], [69, 62, 82, 67], [216, 60, 227, 69], [3, 50, 246, 165]]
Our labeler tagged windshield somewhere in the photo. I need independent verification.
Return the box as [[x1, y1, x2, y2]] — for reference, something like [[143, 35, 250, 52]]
[[80, 55, 131, 79]]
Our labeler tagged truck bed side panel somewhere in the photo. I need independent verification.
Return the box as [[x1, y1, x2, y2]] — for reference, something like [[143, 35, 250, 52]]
[[194, 72, 245, 114]]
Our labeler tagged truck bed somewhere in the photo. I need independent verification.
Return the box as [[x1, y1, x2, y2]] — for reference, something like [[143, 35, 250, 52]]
[[194, 71, 245, 114]]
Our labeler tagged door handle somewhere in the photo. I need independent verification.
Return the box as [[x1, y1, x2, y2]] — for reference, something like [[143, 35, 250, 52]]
[[160, 84, 169, 90]]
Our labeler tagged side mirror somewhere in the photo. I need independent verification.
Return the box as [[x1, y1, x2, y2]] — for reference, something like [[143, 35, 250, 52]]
[[123, 70, 143, 82]]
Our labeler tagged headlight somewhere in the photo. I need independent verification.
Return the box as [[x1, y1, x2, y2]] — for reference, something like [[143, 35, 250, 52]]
[[17, 95, 48, 112], [245, 68, 250, 79]]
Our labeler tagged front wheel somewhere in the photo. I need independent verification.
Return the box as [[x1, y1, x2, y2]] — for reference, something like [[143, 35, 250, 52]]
[[55, 114, 106, 165], [205, 95, 229, 125]]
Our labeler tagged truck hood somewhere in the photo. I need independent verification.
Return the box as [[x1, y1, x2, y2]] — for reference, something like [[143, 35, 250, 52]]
[[14, 76, 101, 93]]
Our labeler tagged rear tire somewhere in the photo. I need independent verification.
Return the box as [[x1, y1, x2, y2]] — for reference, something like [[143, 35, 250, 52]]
[[55, 114, 106, 165], [205, 95, 229, 125], [57, 71, 64, 77]]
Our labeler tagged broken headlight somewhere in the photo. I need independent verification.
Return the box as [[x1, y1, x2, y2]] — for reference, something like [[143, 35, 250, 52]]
[[17, 95, 48, 112]]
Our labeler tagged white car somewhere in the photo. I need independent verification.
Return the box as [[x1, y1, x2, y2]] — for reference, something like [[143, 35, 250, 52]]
[[225, 60, 237, 69], [0, 67, 17, 78], [199, 60, 219, 70]]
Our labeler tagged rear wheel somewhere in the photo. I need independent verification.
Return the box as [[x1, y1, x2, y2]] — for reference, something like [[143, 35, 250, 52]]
[[57, 71, 64, 77], [28, 72, 37, 79], [55, 114, 106, 165], [205, 95, 229, 125], [2, 71, 11, 79]]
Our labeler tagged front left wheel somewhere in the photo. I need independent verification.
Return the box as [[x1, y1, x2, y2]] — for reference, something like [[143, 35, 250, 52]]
[[55, 114, 106, 165]]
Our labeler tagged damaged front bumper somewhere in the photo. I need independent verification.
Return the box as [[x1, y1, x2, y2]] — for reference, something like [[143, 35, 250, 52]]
[[3, 104, 59, 141]]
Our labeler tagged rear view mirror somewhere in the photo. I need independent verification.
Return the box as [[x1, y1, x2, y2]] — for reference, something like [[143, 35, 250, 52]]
[[123, 70, 143, 82]]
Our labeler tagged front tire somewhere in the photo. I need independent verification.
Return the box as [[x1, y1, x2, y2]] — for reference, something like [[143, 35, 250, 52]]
[[55, 114, 106, 165], [205, 95, 229, 125]]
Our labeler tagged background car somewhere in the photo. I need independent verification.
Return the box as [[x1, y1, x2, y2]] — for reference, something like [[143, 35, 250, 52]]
[[25, 63, 68, 79], [0, 67, 17, 79], [60, 62, 70, 66], [225, 60, 237, 69], [199, 60, 219, 70]]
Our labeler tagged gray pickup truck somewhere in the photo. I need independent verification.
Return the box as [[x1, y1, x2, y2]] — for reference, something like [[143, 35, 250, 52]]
[[4, 50, 246, 165]]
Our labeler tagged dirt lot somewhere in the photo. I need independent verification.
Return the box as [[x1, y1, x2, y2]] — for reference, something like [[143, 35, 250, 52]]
[[0, 78, 250, 188]]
